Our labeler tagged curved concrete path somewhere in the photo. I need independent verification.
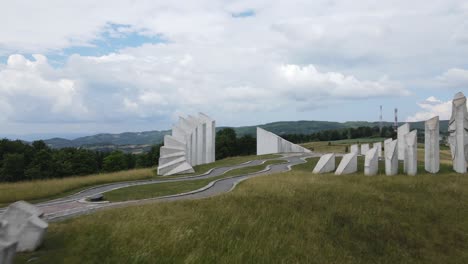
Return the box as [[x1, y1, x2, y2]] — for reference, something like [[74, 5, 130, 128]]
[[3, 153, 320, 222]]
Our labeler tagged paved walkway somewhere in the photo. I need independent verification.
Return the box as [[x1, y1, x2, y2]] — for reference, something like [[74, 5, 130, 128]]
[[3, 153, 320, 222]]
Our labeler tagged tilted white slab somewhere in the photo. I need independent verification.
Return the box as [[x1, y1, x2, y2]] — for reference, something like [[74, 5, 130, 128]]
[[364, 147, 379, 176], [313, 153, 335, 174], [158, 113, 216, 176], [404, 130, 418, 176], [384, 139, 398, 176], [0, 239, 16, 264], [335, 153, 357, 175], [256, 127, 311, 155], [350, 144, 359, 155], [425, 116, 440, 173], [374, 142, 382, 158], [360, 144, 370, 155], [398, 123, 410, 161], [0, 201, 48, 253], [448, 92, 468, 173]]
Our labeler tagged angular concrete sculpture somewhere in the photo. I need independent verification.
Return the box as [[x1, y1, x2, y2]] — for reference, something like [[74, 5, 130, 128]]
[[398, 123, 410, 160], [374, 142, 382, 158], [448, 92, 468, 173], [0, 201, 48, 253], [404, 130, 418, 176], [364, 147, 379, 176], [313, 153, 335, 174], [360, 144, 370, 155], [256, 127, 311, 155], [335, 153, 357, 175], [350, 144, 359, 155], [384, 139, 398, 176], [158, 113, 215, 176], [0, 238, 17, 264], [425, 116, 440, 173], [384, 138, 393, 146]]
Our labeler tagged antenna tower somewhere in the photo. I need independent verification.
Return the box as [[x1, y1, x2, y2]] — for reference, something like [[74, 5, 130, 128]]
[[379, 105, 383, 133], [394, 108, 398, 131]]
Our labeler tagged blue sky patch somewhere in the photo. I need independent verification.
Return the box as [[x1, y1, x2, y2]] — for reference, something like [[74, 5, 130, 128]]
[[231, 10, 255, 18]]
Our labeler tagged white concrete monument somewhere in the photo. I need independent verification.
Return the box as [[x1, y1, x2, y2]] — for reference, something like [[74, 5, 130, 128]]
[[0, 201, 48, 253], [313, 153, 335, 174], [404, 130, 418, 176], [335, 153, 357, 175], [350, 144, 359, 155], [398, 123, 410, 161], [158, 113, 216, 176], [425, 116, 440, 173], [384, 139, 398, 176], [374, 142, 382, 158], [256, 127, 311, 155], [0, 238, 17, 264], [448, 92, 468, 173], [360, 144, 370, 155], [384, 138, 393, 146], [364, 147, 379, 176]]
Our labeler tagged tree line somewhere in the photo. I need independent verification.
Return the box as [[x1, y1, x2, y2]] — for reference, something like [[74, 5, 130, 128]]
[[281, 126, 396, 144], [0, 139, 161, 182], [1, 125, 396, 183]]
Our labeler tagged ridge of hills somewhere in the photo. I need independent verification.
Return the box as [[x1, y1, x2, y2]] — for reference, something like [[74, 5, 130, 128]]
[[38, 120, 449, 150]]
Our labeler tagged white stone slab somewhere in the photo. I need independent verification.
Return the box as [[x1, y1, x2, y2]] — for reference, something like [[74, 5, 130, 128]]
[[398, 123, 410, 161], [404, 130, 418, 176], [256, 127, 311, 155], [384, 139, 398, 176], [364, 147, 379, 176], [448, 92, 468, 173], [313, 153, 335, 174], [425, 116, 440, 173], [350, 144, 359, 155], [374, 142, 382, 158], [0, 201, 48, 252], [0, 239, 17, 264], [335, 153, 357, 175], [360, 144, 370, 155], [158, 113, 216, 176]]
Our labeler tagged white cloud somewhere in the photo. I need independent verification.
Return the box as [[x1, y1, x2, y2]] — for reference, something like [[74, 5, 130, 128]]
[[436, 68, 468, 88], [406, 96, 463, 122], [278, 64, 409, 98], [0, 0, 467, 134], [0, 54, 88, 122]]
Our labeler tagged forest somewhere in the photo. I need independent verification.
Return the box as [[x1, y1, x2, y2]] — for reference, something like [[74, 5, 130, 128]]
[[0, 125, 392, 182]]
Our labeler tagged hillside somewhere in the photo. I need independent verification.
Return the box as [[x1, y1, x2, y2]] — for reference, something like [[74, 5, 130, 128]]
[[42, 120, 449, 149]]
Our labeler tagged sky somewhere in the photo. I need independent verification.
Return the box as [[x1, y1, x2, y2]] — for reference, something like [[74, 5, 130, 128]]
[[0, 0, 467, 139]]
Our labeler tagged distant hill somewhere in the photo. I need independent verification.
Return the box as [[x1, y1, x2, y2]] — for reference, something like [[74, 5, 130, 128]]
[[42, 120, 449, 149]]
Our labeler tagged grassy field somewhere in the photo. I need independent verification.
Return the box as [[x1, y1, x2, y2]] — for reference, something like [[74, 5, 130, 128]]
[[0, 154, 280, 206], [105, 159, 287, 202], [300, 137, 385, 153], [167, 154, 280, 178], [17, 166, 468, 263]]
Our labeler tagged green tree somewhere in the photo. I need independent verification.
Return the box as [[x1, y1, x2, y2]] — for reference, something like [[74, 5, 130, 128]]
[[1, 153, 25, 182], [216, 128, 237, 160], [102, 151, 128, 172]]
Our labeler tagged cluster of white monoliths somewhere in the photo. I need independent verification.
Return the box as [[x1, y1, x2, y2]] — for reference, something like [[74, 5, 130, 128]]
[[158, 113, 215, 176], [0, 201, 48, 264], [256, 127, 311, 155], [313, 92, 468, 176]]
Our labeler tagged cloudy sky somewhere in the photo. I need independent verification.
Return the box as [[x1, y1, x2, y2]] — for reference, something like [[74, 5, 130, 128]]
[[0, 0, 467, 139]]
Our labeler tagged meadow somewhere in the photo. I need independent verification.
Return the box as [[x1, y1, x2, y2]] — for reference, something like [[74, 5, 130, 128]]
[[0, 154, 278, 206], [13, 143, 468, 263]]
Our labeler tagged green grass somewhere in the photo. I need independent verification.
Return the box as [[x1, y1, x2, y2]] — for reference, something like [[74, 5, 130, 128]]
[[166, 154, 280, 178], [300, 137, 386, 153], [17, 168, 468, 263], [105, 159, 287, 202], [0, 155, 280, 206], [0, 169, 155, 206]]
